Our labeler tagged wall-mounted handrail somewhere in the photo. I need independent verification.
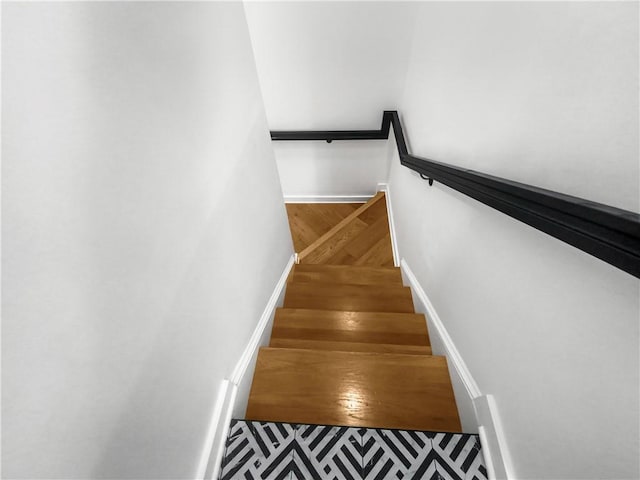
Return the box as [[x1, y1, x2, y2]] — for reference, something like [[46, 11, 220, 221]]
[[271, 111, 640, 278]]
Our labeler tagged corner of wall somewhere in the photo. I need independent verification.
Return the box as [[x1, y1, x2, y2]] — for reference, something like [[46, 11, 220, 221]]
[[195, 254, 295, 480], [377, 182, 400, 267], [197, 380, 237, 480], [474, 395, 515, 480]]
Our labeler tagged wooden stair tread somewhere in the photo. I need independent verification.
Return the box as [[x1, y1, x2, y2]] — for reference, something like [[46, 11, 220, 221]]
[[269, 338, 432, 355], [246, 347, 462, 432], [283, 282, 414, 313], [272, 308, 430, 347], [290, 264, 402, 286]]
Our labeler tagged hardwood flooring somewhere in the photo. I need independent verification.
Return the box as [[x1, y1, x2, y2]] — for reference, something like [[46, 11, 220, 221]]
[[271, 309, 432, 355], [285, 193, 394, 266], [245, 194, 462, 433], [289, 264, 402, 286], [285, 203, 361, 253], [283, 282, 415, 313], [246, 348, 461, 432]]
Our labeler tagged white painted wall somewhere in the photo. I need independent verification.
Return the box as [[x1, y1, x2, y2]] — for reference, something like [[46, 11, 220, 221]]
[[388, 3, 639, 479], [273, 141, 388, 199], [244, 1, 417, 197], [2, 3, 293, 479]]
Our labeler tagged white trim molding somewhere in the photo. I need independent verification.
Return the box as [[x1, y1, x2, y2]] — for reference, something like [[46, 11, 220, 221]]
[[474, 395, 515, 480], [195, 380, 237, 480], [377, 183, 400, 267], [400, 258, 513, 480], [400, 258, 481, 399], [195, 254, 296, 480], [230, 254, 295, 385], [284, 194, 372, 204]]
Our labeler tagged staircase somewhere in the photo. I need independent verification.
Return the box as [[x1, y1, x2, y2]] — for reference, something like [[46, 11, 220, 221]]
[[219, 193, 487, 479], [246, 261, 461, 432]]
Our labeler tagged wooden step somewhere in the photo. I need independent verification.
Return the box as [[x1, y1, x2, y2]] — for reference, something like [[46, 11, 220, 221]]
[[283, 282, 414, 313], [289, 264, 402, 286], [246, 347, 462, 432], [270, 308, 431, 355]]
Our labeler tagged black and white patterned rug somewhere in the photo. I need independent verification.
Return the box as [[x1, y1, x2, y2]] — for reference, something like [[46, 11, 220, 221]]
[[219, 420, 487, 480]]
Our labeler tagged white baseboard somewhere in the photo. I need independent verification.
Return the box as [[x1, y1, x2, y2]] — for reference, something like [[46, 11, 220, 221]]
[[377, 183, 400, 267], [195, 254, 295, 480], [474, 395, 514, 480], [284, 194, 372, 203], [229, 254, 295, 385], [400, 259, 481, 400], [478, 426, 497, 480], [400, 258, 512, 480], [196, 380, 237, 480]]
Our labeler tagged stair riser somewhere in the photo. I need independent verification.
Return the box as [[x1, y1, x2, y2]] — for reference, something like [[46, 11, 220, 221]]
[[284, 284, 415, 313], [220, 420, 486, 480], [283, 295, 414, 313], [269, 338, 432, 355], [272, 326, 428, 346], [290, 266, 402, 286]]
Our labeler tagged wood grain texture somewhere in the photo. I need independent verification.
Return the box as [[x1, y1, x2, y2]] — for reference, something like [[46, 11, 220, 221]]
[[303, 218, 369, 264], [246, 196, 461, 433], [285, 203, 360, 252], [270, 307, 432, 354], [246, 347, 462, 432], [283, 282, 415, 313], [271, 308, 430, 347], [291, 192, 394, 267], [269, 338, 432, 355], [290, 264, 403, 286]]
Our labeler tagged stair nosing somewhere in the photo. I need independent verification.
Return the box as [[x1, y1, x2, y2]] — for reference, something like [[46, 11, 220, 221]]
[[259, 346, 446, 361], [268, 343, 432, 356], [276, 307, 424, 316], [285, 280, 410, 289], [293, 264, 400, 271]]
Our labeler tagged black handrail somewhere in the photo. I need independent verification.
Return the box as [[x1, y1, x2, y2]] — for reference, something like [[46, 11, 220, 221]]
[[271, 111, 640, 278]]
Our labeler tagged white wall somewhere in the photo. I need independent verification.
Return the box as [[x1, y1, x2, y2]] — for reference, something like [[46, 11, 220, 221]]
[[1, 3, 292, 479], [244, 1, 417, 197], [273, 141, 388, 199], [389, 3, 639, 479]]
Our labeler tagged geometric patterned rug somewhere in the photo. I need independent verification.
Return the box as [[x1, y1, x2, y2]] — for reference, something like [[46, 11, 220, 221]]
[[219, 420, 488, 480]]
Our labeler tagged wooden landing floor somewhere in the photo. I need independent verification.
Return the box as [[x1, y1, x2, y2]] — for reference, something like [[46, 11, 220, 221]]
[[285, 203, 361, 253], [285, 195, 394, 266]]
